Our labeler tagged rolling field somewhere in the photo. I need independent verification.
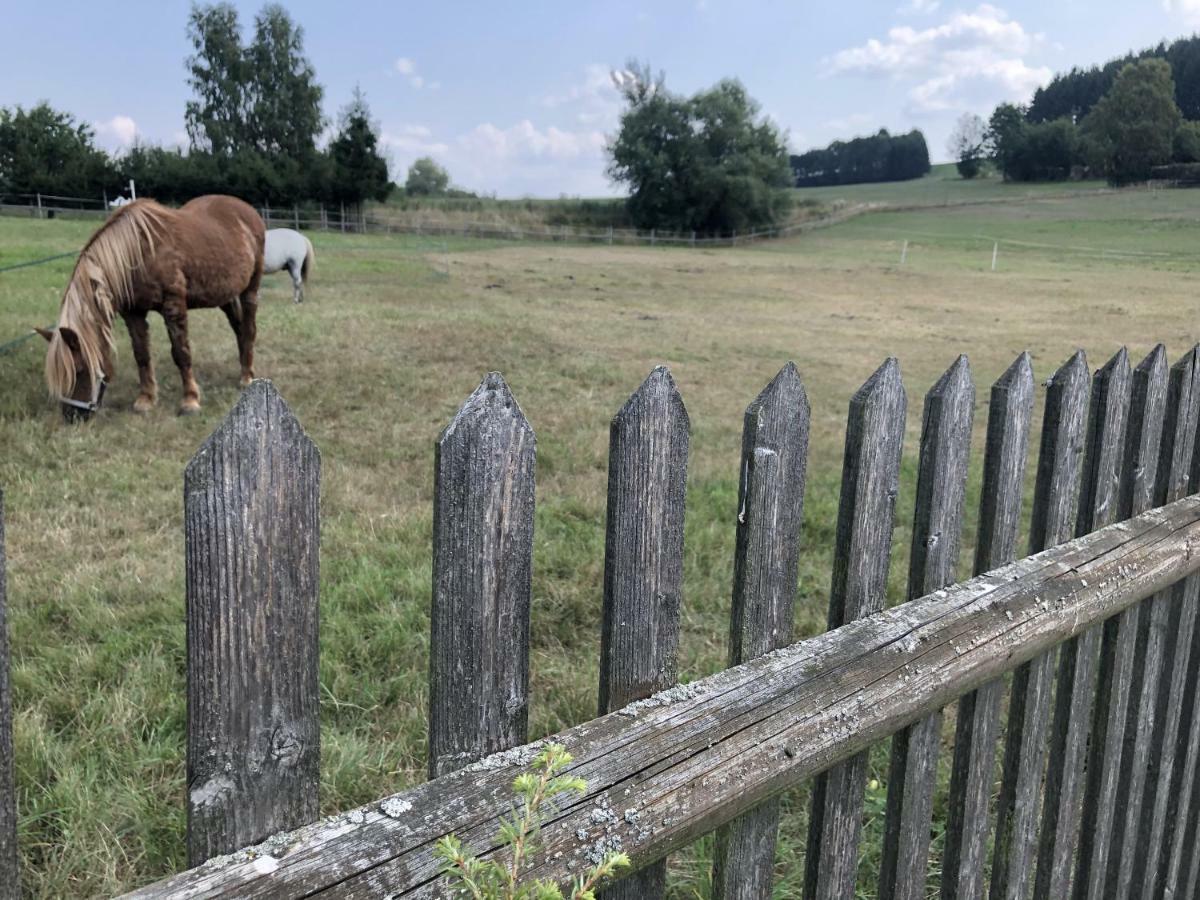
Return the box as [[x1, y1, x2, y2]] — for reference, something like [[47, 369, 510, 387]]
[[2, 175, 1200, 897]]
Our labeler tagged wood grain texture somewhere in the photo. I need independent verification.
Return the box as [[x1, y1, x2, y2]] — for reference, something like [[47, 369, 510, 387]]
[[1141, 347, 1200, 899], [804, 358, 906, 900], [0, 491, 16, 900], [1126, 348, 1200, 900], [184, 380, 321, 866], [879, 355, 973, 900], [126, 493, 1200, 900], [1073, 345, 1167, 900], [990, 350, 1090, 900], [598, 366, 689, 899], [1034, 349, 1130, 900], [941, 352, 1034, 900], [712, 362, 810, 900], [429, 373, 536, 778]]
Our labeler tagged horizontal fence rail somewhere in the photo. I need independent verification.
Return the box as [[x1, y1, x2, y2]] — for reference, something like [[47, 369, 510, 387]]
[[125, 492, 1200, 898]]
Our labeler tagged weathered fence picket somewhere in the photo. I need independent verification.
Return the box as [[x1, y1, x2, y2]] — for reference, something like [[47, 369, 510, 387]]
[[990, 350, 1090, 900], [183, 381, 322, 865], [711, 363, 810, 900], [879, 355, 974, 900], [804, 358, 906, 900], [429, 373, 536, 777], [1034, 348, 1130, 900], [1074, 344, 1167, 900], [941, 352, 1034, 900], [0, 491, 16, 900], [598, 366, 689, 898], [1137, 347, 1200, 897]]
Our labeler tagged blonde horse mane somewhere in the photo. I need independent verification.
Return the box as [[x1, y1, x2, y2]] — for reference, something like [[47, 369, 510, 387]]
[[46, 200, 170, 398]]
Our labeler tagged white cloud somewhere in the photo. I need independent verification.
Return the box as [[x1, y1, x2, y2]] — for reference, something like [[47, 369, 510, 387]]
[[394, 57, 415, 75], [94, 115, 138, 149], [393, 57, 432, 89], [829, 4, 1051, 113], [899, 0, 940, 13], [1164, 0, 1200, 25]]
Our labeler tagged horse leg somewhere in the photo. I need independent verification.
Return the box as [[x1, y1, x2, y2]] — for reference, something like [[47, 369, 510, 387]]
[[122, 310, 157, 412], [220, 301, 254, 388], [289, 261, 303, 304], [234, 289, 258, 387], [161, 292, 201, 414]]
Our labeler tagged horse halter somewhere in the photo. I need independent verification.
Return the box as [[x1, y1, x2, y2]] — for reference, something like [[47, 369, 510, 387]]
[[60, 369, 108, 413]]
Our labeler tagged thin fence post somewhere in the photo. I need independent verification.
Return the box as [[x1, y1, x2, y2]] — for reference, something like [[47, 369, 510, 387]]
[[900, 239, 908, 265], [0, 491, 16, 900], [264, 200, 270, 225], [428, 373, 535, 777], [1134, 346, 1200, 897], [712, 364, 810, 900], [608, 225, 613, 245], [294, 205, 299, 230], [804, 358, 906, 900], [340, 202, 345, 233], [184, 381, 321, 866], [599, 366, 689, 899], [321, 204, 327, 231], [990, 350, 1090, 900], [1074, 345, 1167, 900], [992, 242, 999, 271], [650, 228, 655, 247], [1109, 347, 1199, 898], [879, 356, 974, 900], [35, 192, 41, 218], [1034, 349, 1132, 900], [941, 352, 1035, 900]]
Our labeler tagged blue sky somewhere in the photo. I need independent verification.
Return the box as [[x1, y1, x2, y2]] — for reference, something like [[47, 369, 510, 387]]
[[4, 1, 1200, 196]]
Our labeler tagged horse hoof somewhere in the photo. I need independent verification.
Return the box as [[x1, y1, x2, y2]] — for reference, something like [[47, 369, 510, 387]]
[[239, 375, 254, 388], [133, 397, 156, 414], [178, 401, 201, 416]]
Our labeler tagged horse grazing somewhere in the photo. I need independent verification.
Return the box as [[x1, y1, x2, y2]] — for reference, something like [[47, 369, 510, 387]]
[[263, 228, 315, 303], [38, 195, 264, 420]]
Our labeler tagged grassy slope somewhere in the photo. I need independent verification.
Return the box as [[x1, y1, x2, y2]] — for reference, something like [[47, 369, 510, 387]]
[[2, 177, 1200, 896]]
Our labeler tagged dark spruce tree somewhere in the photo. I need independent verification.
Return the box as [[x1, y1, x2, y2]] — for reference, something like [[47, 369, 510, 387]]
[[328, 87, 392, 209], [790, 129, 930, 186]]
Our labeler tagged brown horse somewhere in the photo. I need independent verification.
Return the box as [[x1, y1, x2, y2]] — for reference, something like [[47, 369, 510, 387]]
[[38, 195, 264, 420]]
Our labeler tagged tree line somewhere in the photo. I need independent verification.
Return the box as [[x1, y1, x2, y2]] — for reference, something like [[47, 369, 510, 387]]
[[949, 35, 1200, 186], [0, 3, 393, 208], [788, 130, 931, 187]]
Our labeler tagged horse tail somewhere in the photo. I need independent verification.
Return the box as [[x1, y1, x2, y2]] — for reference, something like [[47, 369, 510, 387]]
[[302, 236, 314, 283]]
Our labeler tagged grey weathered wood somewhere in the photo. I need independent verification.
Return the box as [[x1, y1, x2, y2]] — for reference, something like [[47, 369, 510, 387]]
[[879, 355, 973, 900], [1034, 348, 1130, 900], [429, 373, 536, 778], [1073, 345, 1167, 900], [1141, 347, 1200, 899], [804, 358, 905, 900], [1123, 347, 1200, 899], [990, 349, 1090, 900], [184, 380, 321, 866], [1164, 571, 1200, 897], [1108, 347, 1196, 899], [942, 352, 1034, 900], [598, 366, 689, 899], [712, 362, 810, 900], [127, 493, 1200, 900], [0, 491, 16, 900]]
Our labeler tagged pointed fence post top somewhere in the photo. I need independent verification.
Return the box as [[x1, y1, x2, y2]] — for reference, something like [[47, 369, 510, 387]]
[[928, 354, 972, 399], [746, 361, 809, 422], [1138, 344, 1168, 380], [613, 365, 690, 431], [852, 356, 904, 408], [438, 372, 533, 448], [1046, 349, 1089, 390], [999, 351, 1034, 388], [184, 380, 318, 487]]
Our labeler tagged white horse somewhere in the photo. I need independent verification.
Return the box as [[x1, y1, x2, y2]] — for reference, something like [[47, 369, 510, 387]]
[[263, 228, 315, 303]]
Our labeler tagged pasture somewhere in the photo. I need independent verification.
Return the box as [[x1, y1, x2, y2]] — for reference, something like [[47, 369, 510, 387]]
[[1, 178, 1199, 897]]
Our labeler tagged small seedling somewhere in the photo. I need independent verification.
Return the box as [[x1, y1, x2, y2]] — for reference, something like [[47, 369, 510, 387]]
[[435, 743, 629, 899]]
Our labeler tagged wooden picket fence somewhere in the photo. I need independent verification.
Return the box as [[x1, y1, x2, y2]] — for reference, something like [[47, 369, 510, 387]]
[[5, 346, 1200, 899]]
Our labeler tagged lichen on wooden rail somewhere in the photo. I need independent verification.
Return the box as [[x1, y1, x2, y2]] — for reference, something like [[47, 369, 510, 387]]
[[125, 494, 1200, 900]]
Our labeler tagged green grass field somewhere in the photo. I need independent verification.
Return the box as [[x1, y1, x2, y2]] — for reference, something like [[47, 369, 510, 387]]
[[2, 170, 1200, 897]]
